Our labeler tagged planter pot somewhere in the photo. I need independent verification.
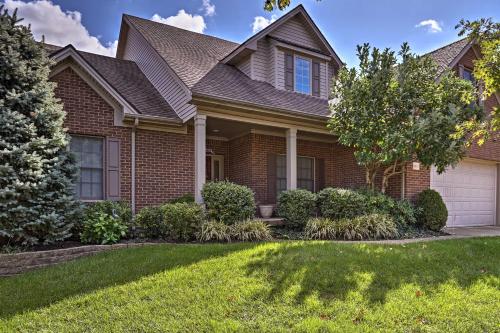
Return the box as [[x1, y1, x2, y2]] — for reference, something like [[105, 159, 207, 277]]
[[259, 205, 274, 219]]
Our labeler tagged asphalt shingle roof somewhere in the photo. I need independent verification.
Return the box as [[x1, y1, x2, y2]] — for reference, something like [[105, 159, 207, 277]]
[[125, 15, 239, 88], [425, 38, 470, 73], [192, 63, 330, 118], [78, 51, 177, 119], [44, 44, 177, 119]]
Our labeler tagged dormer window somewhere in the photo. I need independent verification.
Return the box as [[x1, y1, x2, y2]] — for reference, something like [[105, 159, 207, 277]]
[[462, 67, 474, 82], [295, 56, 311, 94], [285, 52, 321, 97]]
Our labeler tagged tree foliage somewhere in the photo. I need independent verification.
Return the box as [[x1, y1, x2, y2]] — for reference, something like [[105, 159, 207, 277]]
[[329, 43, 482, 192], [456, 18, 500, 139], [0, 7, 80, 245]]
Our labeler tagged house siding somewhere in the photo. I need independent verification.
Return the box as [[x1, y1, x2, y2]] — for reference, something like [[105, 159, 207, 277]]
[[236, 55, 252, 78], [269, 15, 324, 52], [252, 39, 272, 83], [121, 24, 196, 121]]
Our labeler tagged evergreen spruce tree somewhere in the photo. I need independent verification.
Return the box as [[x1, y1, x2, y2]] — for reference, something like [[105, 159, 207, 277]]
[[0, 7, 80, 245]]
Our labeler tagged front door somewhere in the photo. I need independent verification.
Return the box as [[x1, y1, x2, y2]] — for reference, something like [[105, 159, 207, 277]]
[[210, 155, 224, 181]]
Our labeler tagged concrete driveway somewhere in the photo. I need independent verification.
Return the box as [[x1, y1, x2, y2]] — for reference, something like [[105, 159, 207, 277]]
[[443, 226, 500, 237]]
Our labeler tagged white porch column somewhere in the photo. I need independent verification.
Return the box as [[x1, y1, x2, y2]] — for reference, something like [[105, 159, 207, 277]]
[[286, 128, 297, 190], [194, 114, 207, 203]]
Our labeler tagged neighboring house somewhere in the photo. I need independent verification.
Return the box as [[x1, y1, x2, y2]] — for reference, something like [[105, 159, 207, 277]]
[[43, 5, 499, 227]]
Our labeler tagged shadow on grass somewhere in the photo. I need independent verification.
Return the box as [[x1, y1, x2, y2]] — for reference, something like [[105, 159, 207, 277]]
[[0, 242, 255, 319], [245, 238, 500, 305]]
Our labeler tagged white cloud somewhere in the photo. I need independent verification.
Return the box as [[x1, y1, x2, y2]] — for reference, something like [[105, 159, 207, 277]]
[[3, 0, 117, 56], [201, 0, 215, 17], [252, 14, 278, 33], [415, 19, 443, 33], [151, 10, 206, 34]]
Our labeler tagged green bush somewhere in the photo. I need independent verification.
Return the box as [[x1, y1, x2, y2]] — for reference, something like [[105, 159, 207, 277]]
[[80, 211, 127, 244], [391, 200, 417, 226], [84, 201, 132, 226], [202, 181, 256, 225], [134, 206, 166, 238], [416, 189, 448, 231], [197, 220, 231, 242], [230, 220, 272, 242], [359, 189, 417, 226], [170, 193, 195, 204], [162, 203, 204, 241], [304, 218, 336, 240], [277, 189, 317, 229], [336, 214, 398, 240], [317, 188, 367, 219]]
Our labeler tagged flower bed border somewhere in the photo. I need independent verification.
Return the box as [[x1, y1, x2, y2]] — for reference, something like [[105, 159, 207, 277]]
[[0, 243, 157, 276]]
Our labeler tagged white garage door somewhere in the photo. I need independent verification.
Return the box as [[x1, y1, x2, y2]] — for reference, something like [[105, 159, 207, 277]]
[[430, 160, 497, 227]]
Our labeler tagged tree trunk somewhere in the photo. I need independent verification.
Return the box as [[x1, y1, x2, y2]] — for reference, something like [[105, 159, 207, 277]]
[[381, 161, 405, 193], [365, 166, 378, 191]]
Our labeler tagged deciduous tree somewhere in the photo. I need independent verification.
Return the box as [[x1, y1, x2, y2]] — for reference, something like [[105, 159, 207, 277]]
[[329, 43, 482, 193]]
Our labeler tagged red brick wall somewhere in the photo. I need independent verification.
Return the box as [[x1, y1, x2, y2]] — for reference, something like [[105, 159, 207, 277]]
[[230, 133, 402, 203], [135, 128, 194, 209], [53, 67, 133, 204], [52, 67, 194, 210]]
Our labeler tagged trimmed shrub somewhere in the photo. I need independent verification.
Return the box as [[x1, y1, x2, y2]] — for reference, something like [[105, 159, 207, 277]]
[[80, 211, 127, 244], [317, 188, 367, 219], [336, 214, 398, 240], [277, 189, 317, 229], [416, 189, 448, 231], [359, 189, 417, 226], [162, 203, 204, 241], [134, 206, 166, 238], [230, 220, 272, 242], [202, 181, 256, 225], [197, 220, 231, 242], [170, 193, 195, 204], [304, 218, 336, 240]]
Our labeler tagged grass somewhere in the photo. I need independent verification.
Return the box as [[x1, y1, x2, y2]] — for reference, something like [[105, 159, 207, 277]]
[[1, 238, 499, 332]]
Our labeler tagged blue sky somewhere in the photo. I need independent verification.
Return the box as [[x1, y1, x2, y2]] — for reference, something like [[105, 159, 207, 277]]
[[3, 0, 499, 66]]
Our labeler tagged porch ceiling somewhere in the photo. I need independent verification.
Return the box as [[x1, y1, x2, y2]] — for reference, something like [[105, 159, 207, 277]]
[[205, 117, 337, 143]]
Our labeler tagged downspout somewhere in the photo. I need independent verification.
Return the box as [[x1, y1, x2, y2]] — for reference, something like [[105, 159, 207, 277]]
[[401, 168, 406, 200], [131, 118, 139, 214]]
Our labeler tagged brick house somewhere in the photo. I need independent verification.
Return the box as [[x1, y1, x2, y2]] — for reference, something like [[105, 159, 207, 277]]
[[45, 5, 499, 227]]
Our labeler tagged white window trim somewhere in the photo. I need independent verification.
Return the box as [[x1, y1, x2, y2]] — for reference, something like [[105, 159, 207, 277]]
[[294, 55, 312, 96]]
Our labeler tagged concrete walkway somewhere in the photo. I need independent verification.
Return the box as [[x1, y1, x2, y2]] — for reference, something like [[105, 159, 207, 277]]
[[444, 226, 500, 237]]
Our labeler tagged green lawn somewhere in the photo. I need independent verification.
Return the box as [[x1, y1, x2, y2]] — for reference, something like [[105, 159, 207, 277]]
[[1, 238, 499, 332]]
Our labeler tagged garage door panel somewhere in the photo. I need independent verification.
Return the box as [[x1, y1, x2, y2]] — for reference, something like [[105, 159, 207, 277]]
[[430, 161, 497, 227]]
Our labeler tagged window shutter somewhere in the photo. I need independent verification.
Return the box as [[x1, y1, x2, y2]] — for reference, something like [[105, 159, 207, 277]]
[[315, 158, 325, 192], [312, 61, 320, 97], [106, 137, 121, 201], [285, 53, 294, 91], [267, 153, 277, 203]]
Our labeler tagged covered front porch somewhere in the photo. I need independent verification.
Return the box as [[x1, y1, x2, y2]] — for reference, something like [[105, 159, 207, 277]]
[[192, 112, 354, 204]]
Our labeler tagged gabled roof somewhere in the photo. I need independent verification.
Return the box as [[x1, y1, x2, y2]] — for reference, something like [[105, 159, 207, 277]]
[[425, 38, 471, 73], [192, 63, 329, 118], [46, 44, 178, 120], [122, 14, 239, 88], [222, 5, 343, 67]]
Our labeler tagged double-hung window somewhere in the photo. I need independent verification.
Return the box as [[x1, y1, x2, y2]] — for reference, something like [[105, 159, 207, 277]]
[[70, 136, 104, 200], [276, 155, 315, 195], [294, 56, 311, 94]]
